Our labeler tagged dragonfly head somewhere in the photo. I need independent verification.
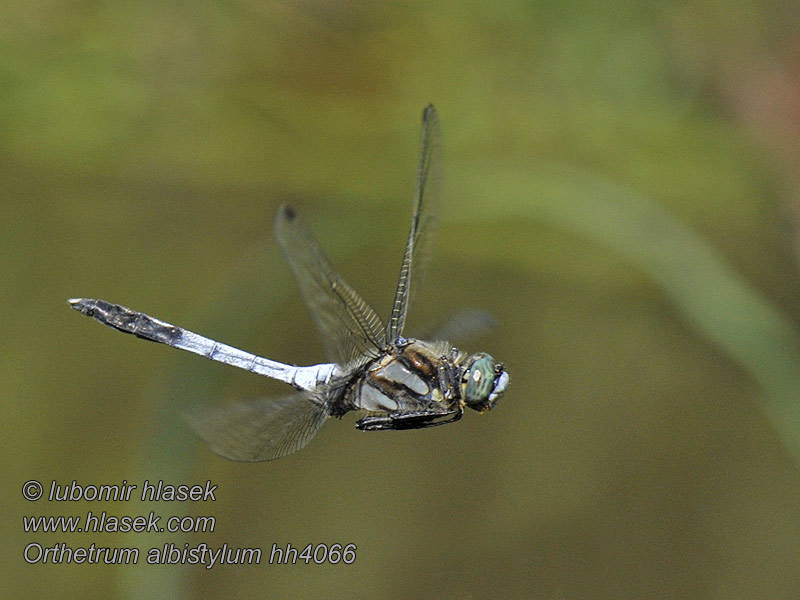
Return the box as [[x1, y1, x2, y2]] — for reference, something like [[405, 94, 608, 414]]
[[461, 353, 509, 413]]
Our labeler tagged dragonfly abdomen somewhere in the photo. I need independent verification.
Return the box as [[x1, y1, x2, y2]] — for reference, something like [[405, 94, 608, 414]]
[[69, 298, 181, 345]]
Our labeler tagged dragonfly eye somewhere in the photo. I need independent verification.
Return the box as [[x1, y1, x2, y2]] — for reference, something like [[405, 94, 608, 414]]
[[462, 353, 501, 412]]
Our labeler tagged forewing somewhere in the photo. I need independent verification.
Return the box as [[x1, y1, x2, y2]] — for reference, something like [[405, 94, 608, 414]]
[[386, 104, 441, 342], [188, 393, 328, 462], [275, 204, 385, 367]]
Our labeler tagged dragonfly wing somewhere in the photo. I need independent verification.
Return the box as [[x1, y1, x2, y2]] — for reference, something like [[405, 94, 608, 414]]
[[426, 309, 498, 344], [386, 104, 442, 342], [274, 204, 385, 367], [188, 393, 328, 462]]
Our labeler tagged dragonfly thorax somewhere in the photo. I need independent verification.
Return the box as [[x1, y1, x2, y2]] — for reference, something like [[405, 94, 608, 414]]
[[348, 339, 454, 414], [345, 339, 508, 418]]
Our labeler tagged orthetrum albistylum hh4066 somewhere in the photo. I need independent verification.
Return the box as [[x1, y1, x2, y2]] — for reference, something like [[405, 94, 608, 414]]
[[69, 105, 509, 461]]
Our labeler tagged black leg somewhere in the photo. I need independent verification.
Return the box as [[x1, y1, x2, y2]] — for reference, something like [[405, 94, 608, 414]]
[[355, 408, 463, 431]]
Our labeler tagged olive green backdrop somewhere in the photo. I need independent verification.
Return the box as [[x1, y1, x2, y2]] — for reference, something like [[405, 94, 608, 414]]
[[5, 1, 800, 598]]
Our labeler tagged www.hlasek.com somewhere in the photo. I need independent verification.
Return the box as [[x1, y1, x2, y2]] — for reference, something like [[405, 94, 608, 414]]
[[22, 479, 356, 568]]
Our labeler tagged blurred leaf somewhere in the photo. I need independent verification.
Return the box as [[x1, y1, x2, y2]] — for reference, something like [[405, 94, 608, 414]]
[[450, 159, 800, 460]]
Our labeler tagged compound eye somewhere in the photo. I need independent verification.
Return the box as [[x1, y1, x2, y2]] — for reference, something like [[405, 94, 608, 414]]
[[463, 354, 496, 409]]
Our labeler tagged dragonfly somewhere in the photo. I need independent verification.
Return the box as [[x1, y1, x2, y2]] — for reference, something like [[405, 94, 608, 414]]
[[69, 105, 509, 461]]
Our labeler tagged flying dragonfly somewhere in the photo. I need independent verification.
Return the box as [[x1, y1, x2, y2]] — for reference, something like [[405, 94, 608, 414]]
[[69, 105, 509, 461]]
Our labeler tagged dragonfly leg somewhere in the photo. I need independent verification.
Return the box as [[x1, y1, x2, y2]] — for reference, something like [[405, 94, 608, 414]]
[[355, 408, 463, 431], [437, 352, 461, 401]]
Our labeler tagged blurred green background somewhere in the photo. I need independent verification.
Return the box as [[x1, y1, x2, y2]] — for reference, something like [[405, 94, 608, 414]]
[[5, 1, 800, 598]]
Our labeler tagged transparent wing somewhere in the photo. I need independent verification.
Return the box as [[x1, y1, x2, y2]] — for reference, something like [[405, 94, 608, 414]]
[[188, 393, 328, 462], [426, 309, 498, 344], [274, 204, 385, 367], [386, 104, 441, 342]]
